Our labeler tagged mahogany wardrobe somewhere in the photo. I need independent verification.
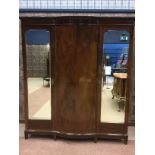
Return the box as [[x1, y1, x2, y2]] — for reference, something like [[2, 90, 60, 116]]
[[21, 16, 134, 144]]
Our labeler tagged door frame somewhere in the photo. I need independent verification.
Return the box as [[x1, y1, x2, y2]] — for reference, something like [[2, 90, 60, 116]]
[[96, 25, 134, 134], [22, 24, 55, 130]]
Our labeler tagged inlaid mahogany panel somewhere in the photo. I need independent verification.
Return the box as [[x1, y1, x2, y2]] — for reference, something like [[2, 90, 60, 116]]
[[53, 25, 98, 133]]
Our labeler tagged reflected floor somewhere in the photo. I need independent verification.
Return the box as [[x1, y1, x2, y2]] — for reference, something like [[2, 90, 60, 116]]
[[28, 78, 51, 120], [32, 100, 51, 119], [28, 78, 43, 94], [101, 77, 125, 123], [28, 77, 125, 122]]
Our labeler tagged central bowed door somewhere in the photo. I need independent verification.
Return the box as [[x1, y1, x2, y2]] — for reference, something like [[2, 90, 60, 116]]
[[53, 25, 98, 133]]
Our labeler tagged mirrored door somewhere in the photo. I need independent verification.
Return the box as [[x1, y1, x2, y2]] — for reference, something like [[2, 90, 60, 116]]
[[25, 29, 52, 120], [100, 30, 130, 124]]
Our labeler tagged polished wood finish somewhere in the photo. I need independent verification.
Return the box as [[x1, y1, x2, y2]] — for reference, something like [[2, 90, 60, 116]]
[[21, 16, 134, 143], [22, 25, 54, 130], [25, 129, 128, 144], [53, 25, 98, 133], [27, 120, 51, 130], [20, 17, 134, 26], [96, 25, 134, 137]]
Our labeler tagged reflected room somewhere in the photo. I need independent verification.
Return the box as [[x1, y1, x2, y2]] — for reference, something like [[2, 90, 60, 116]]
[[25, 29, 51, 120], [101, 30, 129, 123]]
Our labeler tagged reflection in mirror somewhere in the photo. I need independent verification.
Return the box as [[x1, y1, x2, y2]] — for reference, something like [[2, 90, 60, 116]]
[[25, 29, 51, 120], [101, 30, 129, 123]]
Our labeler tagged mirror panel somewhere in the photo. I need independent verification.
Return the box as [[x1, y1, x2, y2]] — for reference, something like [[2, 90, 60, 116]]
[[25, 29, 51, 120], [100, 30, 130, 123]]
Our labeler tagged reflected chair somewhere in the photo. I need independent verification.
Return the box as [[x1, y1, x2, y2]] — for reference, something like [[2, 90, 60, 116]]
[[43, 77, 50, 87]]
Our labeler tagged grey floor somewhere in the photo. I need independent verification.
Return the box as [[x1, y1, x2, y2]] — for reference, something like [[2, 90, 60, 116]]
[[19, 123, 135, 140]]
